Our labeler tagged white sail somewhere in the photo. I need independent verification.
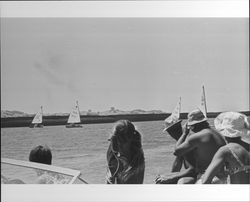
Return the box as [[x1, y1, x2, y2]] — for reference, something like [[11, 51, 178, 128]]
[[199, 85, 207, 118], [67, 102, 81, 124], [164, 97, 181, 127], [32, 106, 43, 124]]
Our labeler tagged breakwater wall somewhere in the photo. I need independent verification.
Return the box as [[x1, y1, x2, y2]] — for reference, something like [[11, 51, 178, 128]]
[[2, 113, 169, 128], [1, 111, 249, 128]]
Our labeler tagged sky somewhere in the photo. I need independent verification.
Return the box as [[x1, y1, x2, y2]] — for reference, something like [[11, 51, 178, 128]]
[[1, 2, 249, 114]]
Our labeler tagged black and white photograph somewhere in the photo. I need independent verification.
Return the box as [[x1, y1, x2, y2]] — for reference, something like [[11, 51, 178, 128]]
[[1, 0, 249, 201]]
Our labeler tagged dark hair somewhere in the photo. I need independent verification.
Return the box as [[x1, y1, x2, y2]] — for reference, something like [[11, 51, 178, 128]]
[[29, 145, 52, 165], [110, 120, 144, 166], [111, 120, 143, 148], [113, 120, 135, 141]]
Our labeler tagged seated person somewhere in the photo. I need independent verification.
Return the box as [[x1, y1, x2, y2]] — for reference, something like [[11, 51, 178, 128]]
[[156, 121, 197, 184], [29, 145, 52, 165], [201, 112, 250, 184], [106, 120, 145, 184], [29, 145, 65, 184], [156, 109, 226, 184], [163, 120, 191, 173]]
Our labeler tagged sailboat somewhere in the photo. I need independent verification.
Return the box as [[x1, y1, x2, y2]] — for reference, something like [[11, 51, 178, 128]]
[[30, 106, 43, 128], [65, 101, 83, 128], [198, 85, 207, 118], [163, 97, 183, 140]]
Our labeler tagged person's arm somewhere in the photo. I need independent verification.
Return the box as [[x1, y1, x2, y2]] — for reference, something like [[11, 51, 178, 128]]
[[175, 123, 190, 147], [174, 138, 196, 157], [171, 156, 183, 172], [155, 165, 196, 184], [121, 163, 145, 184], [174, 130, 205, 157], [202, 146, 227, 184], [169, 123, 190, 172]]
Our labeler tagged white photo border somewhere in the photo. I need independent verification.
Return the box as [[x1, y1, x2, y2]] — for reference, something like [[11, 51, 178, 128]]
[[1, 1, 249, 202]]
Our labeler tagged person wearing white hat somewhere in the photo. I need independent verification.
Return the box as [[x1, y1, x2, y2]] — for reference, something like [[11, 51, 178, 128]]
[[156, 109, 226, 184], [202, 112, 250, 184]]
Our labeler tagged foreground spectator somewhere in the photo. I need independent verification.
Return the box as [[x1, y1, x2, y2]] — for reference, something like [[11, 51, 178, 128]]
[[156, 109, 226, 184], [29, 145, 52, 165], [29, 145, 63, 184], [106, 120, 145, 184], [201, 112, 250, 184]]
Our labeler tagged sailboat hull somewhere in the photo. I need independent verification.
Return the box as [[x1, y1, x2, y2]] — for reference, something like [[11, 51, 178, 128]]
[[65, 123, 83, 128], [29, 123, 44, 128]]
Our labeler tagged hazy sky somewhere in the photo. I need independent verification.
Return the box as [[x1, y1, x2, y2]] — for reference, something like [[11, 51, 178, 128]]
[[1, 17, 249, 113]]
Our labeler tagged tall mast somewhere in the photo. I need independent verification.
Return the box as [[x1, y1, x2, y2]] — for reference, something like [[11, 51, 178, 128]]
[[76, 101, 81, 119], [202, 85, 207, 116], [41, 106, 43, 122], [76, 101, 79, 111], [179, 96, 181, 114]]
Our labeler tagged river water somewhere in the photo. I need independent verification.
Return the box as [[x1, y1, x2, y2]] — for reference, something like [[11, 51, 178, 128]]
[[1, 119, 214, 184]]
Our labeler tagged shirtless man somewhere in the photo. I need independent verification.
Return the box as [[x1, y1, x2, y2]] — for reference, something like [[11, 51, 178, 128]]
[[202, 112, 250, 184], [156, 109, 226, 184], [156, 121, 197, 184], [202, 142, 250, 184]]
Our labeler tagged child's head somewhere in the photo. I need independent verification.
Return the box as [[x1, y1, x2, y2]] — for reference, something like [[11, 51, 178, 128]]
[[29, 145, 52, 165]]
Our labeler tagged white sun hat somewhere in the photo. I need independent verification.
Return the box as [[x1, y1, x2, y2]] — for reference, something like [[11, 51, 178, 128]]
[[214, 111, 250, 144], [187, 109, 207, 126]]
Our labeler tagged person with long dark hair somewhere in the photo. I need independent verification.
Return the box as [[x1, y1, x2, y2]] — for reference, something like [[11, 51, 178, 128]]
[[106, 120, 145, 184]]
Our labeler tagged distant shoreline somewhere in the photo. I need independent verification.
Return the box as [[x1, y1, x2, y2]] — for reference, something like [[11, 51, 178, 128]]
[[1, 111, 249, 128]]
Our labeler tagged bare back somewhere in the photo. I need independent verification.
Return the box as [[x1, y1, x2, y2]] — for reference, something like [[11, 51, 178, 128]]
[[188, 128, 226, 173], [202, 142, 250, 184], [224, 143, 250, 184]]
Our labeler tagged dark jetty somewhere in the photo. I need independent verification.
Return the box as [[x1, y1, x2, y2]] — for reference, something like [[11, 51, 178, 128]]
[[1, 111, 249, 128]]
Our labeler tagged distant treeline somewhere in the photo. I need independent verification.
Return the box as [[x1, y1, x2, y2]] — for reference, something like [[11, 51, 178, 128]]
[[1, 111, 249, 128]]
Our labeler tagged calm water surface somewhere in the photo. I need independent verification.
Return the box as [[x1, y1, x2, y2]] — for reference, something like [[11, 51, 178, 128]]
[[1, 119, 215, 184]]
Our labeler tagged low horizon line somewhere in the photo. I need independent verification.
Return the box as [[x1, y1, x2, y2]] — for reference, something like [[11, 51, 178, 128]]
[[2, 108, 250, 115]]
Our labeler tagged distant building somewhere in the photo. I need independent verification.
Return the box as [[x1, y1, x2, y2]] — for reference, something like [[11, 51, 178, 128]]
[[87, 109, 99, 116]]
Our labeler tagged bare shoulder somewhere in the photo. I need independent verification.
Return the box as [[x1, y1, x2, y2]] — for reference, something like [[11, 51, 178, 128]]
[[188, 129, 212, 140], [227, 142, 241, 148], [227, 143, 249, 153], [217, 143, 249, 157], [216, 144, 231, 155]]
